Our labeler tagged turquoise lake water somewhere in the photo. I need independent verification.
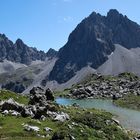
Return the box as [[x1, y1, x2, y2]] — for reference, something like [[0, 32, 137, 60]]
[[56, 98, 140, 133]]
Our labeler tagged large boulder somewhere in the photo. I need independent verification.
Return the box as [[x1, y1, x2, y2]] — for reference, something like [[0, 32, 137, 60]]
[[29, 87, 46, 105], [21, 105, 36, 117], [29, 93, 47, 106], [45, 88, 54, 101], [54, 112, 70, 122], [30, 87, 45, 95], [29, 87, 54, 105], [25, 87, 56, 119], [0, 98, 24, 112]]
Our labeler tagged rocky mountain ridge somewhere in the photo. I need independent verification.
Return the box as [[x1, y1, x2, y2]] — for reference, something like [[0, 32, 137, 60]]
[[0, 34, 57, 65], [49, 9, 140, 84]]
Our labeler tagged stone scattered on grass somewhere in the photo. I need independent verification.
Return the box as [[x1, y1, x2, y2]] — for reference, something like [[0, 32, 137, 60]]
[[54, 112, 70, 122], [37, 134, 45, 138], [0, 98, 24, 112], [46, 111, 70, 122], [23, 124, 40, 132], [2, 110, 21, 116], [10, 110, 21, 116], [68, 124, 72, 129], [44, 127, 53, 132], [2, 110, 9, 115], [112, 118, 120, 125]]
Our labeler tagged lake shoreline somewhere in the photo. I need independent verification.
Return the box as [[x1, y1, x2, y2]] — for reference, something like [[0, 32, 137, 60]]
[[56, 97, 140, 134]]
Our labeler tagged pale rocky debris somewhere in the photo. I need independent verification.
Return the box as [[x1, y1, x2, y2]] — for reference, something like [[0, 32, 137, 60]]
[[54, 112, 70, 122], [44, 127, 53, 132], [23, 124, 40, 132]]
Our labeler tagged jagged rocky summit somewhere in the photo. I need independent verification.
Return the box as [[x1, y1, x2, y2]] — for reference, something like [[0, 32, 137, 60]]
[[49, 9, 140, 84], [0, 35, 48, 65]]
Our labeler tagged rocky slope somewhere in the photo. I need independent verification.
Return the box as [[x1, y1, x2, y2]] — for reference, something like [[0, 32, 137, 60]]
[[0, 58, 57, 93], [49, 9, 140, 84], [98, 44, 140, 75], [60, 72, 140, 99]]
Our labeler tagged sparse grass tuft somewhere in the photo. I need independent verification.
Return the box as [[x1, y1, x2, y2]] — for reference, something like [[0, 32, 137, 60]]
[[0, 90, 29, 105], [115, 94, 140, 111]]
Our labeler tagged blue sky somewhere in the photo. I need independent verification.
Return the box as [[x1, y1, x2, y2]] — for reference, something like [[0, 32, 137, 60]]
[[0, 0, 140, 52]]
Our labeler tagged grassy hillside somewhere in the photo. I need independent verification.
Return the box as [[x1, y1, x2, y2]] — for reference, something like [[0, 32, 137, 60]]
[[0, 90, 29, 105], [0, 90, 133, 140]]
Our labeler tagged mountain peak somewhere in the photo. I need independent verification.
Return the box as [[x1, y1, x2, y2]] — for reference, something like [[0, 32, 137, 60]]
[[49, 9, 140, 84], [46, 48, 57, 58], [107, 9, 120, 17], [88, 11, 102, 21], [90, 11, 98, 17], [15, 38, 24, 45], [0, 35, 47, 65], [0, 33, 6, 38]]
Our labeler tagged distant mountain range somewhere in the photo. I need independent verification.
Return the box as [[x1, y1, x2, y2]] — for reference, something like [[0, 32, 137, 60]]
[[0, 34, 57, 65], [1, 9, 140, 93]]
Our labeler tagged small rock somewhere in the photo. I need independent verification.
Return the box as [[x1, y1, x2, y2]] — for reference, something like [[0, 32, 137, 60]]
[[44, 127, 53, 132], [37, 134, 45, 138], [72, 122, 78, 126], [41, 115, 46, 121], [68, 124, 72, 129], [23, 124, 40, 132], [112, 118, 120, 125], [54, 112, 70, 122], [10, 110, 21, 116], [72, 103, 79, 107], [2, 110, 9, 115], [69, 135, 75, 140]]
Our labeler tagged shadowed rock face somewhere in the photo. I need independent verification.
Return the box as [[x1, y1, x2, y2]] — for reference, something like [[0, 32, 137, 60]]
[[1, 81, 25, 93], [0, 35, 47, 65], [49, 9, 140, 84], [46, 48, 58, 58], [29, 87, 54, 106]]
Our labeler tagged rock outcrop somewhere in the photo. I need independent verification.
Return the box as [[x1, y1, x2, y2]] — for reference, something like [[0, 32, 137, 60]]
[[29, 87, 54, 106], [67, 73, 140, 99], [0, 87, 70, 122], [0, 98, 25, 112]]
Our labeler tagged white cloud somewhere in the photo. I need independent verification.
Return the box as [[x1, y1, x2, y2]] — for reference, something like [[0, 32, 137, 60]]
[[63, 16, 73, 22], [58, 16, 74, 23]]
